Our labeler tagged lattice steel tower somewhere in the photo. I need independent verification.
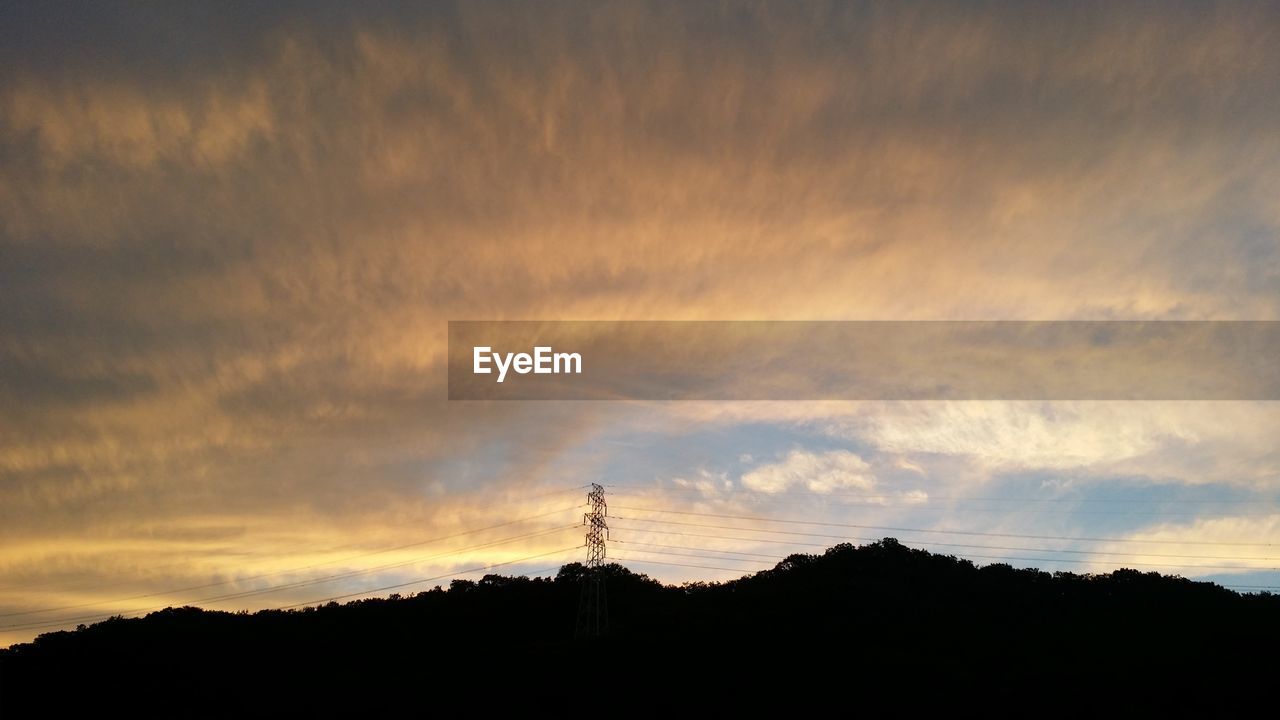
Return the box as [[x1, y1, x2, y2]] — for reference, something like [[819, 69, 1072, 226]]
[[575, 483, 609, 638]]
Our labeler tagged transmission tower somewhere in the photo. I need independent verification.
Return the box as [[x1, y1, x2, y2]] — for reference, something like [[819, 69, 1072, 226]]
[[575, 483, 609, 638]]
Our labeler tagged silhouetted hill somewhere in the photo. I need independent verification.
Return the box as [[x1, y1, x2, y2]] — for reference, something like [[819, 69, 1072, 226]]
[[2, 539, 1276, 714]]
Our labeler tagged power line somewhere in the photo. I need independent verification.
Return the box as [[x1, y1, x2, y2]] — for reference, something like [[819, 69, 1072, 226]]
[[609, 555, 758, 574], [611, 524, 834, 549], [605, 484, 1273, 505], [498, 485, 593, 503], [612, 539, 1280, 588], [1, 526, 580, 632], [171, 526, 577, 606], [905, 552, 1278, 572], [6, 547, 584, 635], [277, 546, 581, 609], [0, 488, 589, 595], [606, 492, 1274, 517], [609, 523, 1280, 563], [613, 552, 1279, 594], [614, 539, 783, 560], [615, 535, 1278, 572], [514, 564, 570, 580], [613, 529, 1279, 573], [611, 546, 776, 565], [611, 505, 1277, 547], [0, 504, 581, 617]]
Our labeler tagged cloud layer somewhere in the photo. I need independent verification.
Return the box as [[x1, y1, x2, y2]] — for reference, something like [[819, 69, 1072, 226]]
[[2, 1, 1278, 645]]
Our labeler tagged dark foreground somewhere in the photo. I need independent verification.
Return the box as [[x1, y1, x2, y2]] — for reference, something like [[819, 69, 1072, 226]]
[[2, 539, 1276, 714]]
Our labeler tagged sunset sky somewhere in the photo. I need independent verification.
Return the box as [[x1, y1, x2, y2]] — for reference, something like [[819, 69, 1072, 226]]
[[2, 1, 1278, 646]]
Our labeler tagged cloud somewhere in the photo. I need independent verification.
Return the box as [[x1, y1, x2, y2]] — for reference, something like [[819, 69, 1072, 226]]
[[1086, 514, 1280, 574], [741, 449, 875, 494], [838, 402, 1280, 487], [671, 469, 733, 495], [598, 400, 1280, 490], [1, 0, 1278, 642]]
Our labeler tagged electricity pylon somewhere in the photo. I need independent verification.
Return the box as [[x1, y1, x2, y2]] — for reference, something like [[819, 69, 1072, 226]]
[[575, 483, 609, 638]]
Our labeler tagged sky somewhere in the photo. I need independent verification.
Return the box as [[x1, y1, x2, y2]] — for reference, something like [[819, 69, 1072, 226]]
[[1, 0, 1278, 646]]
